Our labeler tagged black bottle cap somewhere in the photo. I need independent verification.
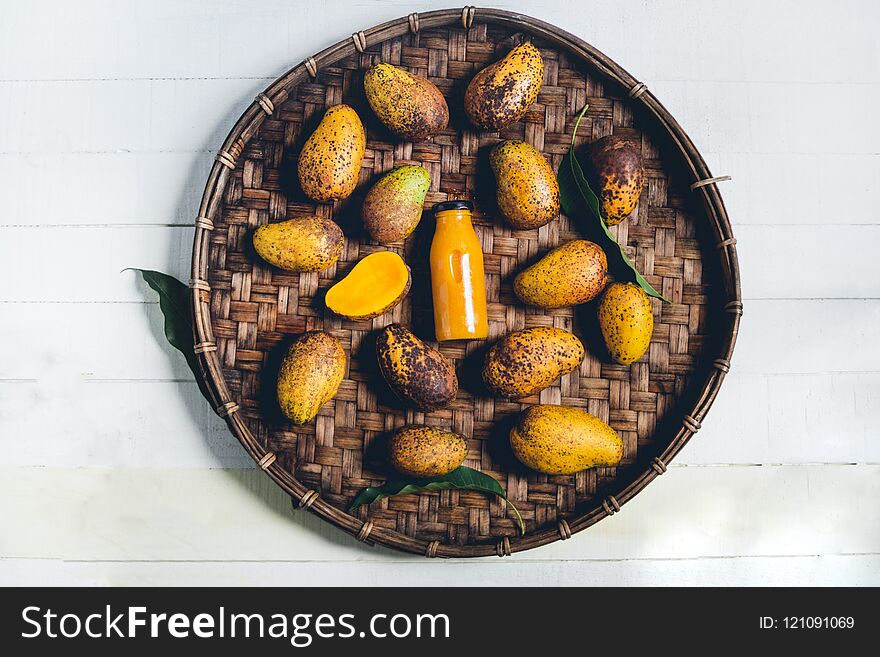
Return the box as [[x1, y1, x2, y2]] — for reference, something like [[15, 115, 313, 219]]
[[432, 200, 474, 213]]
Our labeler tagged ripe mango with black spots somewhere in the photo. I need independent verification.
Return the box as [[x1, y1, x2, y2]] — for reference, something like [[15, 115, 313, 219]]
[[277, 331, 347, 425], [361, 165, 431, 244], [598, 282, 654, 365], [490, 140, 560, 229], [590, 135, 644, 226], [464, 41, 544, 131], [389, 425, 468, 478], [483, 327, 584, 399], [376, 324, 458, 411], [297, 104, 365, 202], [513, 240, 608, 308], [364, 63, 449, 141], [510, 405, 623, 475], [253, 216, 344, 272]]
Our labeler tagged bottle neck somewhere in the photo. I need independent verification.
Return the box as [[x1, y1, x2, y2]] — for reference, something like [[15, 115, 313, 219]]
[[435, 209, 473, 227]]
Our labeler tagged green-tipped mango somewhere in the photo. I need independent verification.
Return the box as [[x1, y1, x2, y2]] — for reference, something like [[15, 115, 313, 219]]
[[510, 405, 623, 475], [253, 216, 344, 272], [590, 135, 644, 226], [514, 240, 608, 308], [362, 166, 431, 243], [490, 140, 560, 229], [389, 425, 468, 478], [364, 63, 449, 141], [297, 104, 366, 202], [464, 41, 544, 131], [598, 282, 654, 365], [277, 331, 347, 425]]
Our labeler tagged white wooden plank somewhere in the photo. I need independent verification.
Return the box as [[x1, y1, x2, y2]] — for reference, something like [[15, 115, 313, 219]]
[[1, 370, 877, 469], [2, 554, 877, 587], [710, 152, 880, 227], [1, 0, 876, 85], [0, 152, 212, 226], [2, 152, 877, 228], [1, 465, 876, 562], [0, 78, 261, 154], [0, 380, 252, 469], [1, 225, 877, 302]]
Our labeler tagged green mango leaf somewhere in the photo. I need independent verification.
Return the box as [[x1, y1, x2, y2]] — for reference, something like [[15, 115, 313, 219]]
[[127, 268, 214, 404], [350, 466, 525, 535], [559, 105, 669, 302]]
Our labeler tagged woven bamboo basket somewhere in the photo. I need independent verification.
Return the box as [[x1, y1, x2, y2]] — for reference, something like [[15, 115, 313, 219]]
[[190, 7, 740, 557]]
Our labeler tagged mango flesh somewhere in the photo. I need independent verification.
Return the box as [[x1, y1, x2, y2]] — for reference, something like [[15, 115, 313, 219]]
[[253, 216, 344, 272], [464, 41, 544, 131], [364, 63, 449, 141], [590, 135, 644, 226], [362, 165, 431, 244], [376, 323, 458, 411], [510, 405, 623, 475], [277, 331, 347, 425], [483, 327, 584, 399], [325, 251, 411, 320], [514, 240, 608, 308], [297, 104, 366, 202], [389, 425, 468, 478], [598, 282, 654, 365], [490, 140, 560, 229]]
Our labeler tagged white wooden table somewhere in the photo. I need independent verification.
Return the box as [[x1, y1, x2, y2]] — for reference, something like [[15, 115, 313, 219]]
[[1, 0, 877, 586]]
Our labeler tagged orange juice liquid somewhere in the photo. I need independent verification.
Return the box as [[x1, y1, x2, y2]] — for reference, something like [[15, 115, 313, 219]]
[[429, 202, 488, 341]]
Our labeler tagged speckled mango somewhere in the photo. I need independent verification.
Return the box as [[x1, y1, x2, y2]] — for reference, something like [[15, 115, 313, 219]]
[[389, 425, 468, 478], [325, 251, 411, 320], [490, 140, 560, 229], [510, 405, 623, 475], [483, 327, 584, 399], [376, 323, 458, 411], [464, 41, 544, 131], [364, 63, 449, 141], [252, 216, 344, 272], [277, 331, 347, 425], [590, 135, 644, 226], [598, 282, 654, 365], [513, 240, 608, 308], [362, 165, 431, 243], [297, 104, 366, 202]]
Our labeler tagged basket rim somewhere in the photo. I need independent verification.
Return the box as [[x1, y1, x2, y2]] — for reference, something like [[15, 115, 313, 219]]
[[189, 6, 742, 558]]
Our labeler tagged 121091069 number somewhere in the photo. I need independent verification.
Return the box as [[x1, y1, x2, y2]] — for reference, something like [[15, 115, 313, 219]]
[[784, 617, 854, 629]]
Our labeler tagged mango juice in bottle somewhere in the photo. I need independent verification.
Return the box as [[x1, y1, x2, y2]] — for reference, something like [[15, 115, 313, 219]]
[[429, 201, 488, 341]]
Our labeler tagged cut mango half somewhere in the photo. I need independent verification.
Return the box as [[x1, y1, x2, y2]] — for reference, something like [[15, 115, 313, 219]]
[[325, 251, 411, 320]]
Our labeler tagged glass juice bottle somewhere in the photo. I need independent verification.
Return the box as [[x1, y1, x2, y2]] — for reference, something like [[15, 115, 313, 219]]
[[429, 200, 488, 341]]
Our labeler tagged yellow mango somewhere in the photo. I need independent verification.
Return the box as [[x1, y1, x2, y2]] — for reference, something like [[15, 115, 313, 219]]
[[483, 327, 584, 398], [464, 41, 544, 131], [252, 216, 344, 272], [389, 425, 468, 478], [598, 282, 654, 365], [277, 331, 346, 425], [513, 240, 608, 308], [297, 104, 365, 202], [364, 63, 449, 141], [490, 140, 560, 229], [324, 251, 411, 320], [510, 405, 623, 475]]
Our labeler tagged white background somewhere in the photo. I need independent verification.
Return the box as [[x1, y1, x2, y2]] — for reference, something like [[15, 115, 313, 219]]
[[1, 0, 878, 586]]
